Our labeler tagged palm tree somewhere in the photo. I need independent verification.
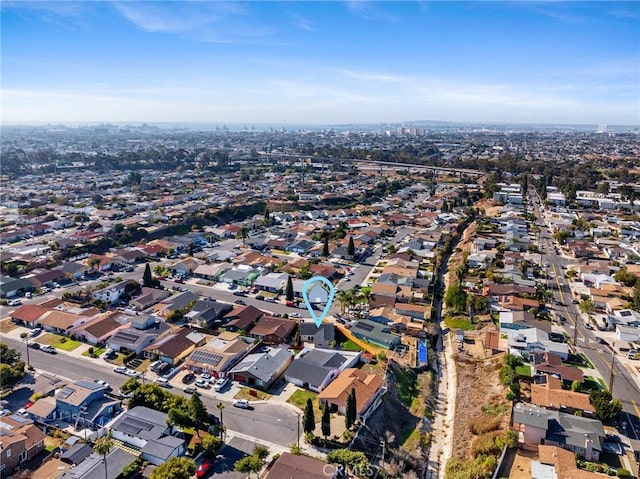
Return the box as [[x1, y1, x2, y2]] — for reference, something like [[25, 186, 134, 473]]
[[336, 290, 354, 314], [216, 402, 225, 441], [239, 225, 249, 247], [358, 288, 375, 308], [93, 433, 113, 479]]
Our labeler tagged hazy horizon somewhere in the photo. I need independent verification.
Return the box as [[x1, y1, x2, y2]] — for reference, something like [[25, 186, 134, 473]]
[[2, 1, 639, 126]]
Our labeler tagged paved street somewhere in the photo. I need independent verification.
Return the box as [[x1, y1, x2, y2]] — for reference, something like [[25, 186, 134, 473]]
[[0, 333, 300, 448], [531, 192, 640, 443]]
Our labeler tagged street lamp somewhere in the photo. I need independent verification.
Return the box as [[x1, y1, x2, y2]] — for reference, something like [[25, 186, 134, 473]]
[[296, 413, 301, 450]]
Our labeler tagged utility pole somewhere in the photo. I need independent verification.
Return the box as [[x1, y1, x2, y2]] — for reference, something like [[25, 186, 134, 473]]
[[21, 333, 30, 370], [609, 353, 615, 394], [296, 413, 301, 450]]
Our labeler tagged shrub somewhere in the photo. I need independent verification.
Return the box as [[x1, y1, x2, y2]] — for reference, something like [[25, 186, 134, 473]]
[[469, 417, 501, 435], [617, 468, 631, 478]]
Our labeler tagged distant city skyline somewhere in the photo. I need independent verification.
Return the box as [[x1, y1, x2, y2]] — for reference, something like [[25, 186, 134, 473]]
[[2, 1, 639, 126]]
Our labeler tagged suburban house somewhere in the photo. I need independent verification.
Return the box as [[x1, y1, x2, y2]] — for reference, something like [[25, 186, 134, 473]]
[[184, 331, 255, 378], [532, 353, 584, 385], [0, 415, 46, 477], [248, 315, 297, 345], [91, 281, 129, 305], [350, 319, 401, 350], [46, 380, 121, 428], [9, 305, 48, 328], [512, 402, 605, 462], [108, 406, 186, 466], [228, 346, 294, 389], [317, 368, 384, 418], [284, 348, 361, 392], [37, 310, 86, 334], [55, 261, 91, 281], [143, 327, 204, 366], [129, 287, 172, 311], [530, 375, 594, 416], [0, 276, 35, 298], [254, 272, 288, 293], [299, 322, 335, 349], [533, 445, 604, 479], [183, 300, 232, 328], [265, 452, 329, 479], [107, 324, 169, 355], [224, 305, 264, 332], [71, 311, 132, 345], [55, 448, 136, 479], [151, 291, 199, 318]]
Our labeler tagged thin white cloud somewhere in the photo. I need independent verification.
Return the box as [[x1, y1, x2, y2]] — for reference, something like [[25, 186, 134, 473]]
[[111, 1, 278, 44], [344, 1, 398, 22], [288, 12, 315, 32]]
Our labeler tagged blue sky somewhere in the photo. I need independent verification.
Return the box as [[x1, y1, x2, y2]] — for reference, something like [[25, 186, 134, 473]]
[[2, 1, 639, 126]]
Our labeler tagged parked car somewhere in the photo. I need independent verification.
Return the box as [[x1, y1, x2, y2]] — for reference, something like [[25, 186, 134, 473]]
[[195, 459, 213, 478], [95, 380, 112, 391], [289, 312, 301, 318], [114, 366, 128, 374], [0, 409, 11, 417], [285, 301, 295, 307], [232, 399, 252, 409], [7, 299, 22, 307], [125, 369, 141, 378], [255, 295, 265, 301], [200, 373, 212, 381], [234, 299, 246, 305], [195, 379, 211, 389], [28, 342, 41, 350], [213, 377, 228, 392], [184, 386, 198, 394], [182, 373, 195, 384], [41, 345, 56, 354], [27, 328, 42, 338]]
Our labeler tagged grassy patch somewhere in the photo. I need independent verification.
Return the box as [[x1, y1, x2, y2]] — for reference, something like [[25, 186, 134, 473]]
[[38, 333, 62, 346], [288, 389, 322, 419], [581, 354, 594, 369], [0, 320, 18, 334], [135, 359, 151, 372], [444, 316, 475, 331], [53, 338, 81, 351], [481, 403, 509, 418], [234, 387, 272, 401], [582, 376, 601, 392], [82, 347, 106, 357], [597, 378, 607, 391], [393, 367, 419, 408], [341, 340, 363, 351], [515, 364, 532, 377]]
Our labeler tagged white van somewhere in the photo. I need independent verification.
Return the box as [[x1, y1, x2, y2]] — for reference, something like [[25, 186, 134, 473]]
[[154, 377, 171, 388]]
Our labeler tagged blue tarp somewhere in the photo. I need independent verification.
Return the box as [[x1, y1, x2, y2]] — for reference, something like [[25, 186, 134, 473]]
[[418, 341, 427, 364]]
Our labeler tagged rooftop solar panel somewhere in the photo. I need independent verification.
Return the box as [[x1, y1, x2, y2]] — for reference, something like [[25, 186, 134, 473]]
[[355, 322, 374, 332], [190, 350, 223, 366], [58, 387, 75, 399]]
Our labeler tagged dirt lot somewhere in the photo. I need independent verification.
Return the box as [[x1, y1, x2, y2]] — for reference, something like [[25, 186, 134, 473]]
[[450, 353, 511, 461]]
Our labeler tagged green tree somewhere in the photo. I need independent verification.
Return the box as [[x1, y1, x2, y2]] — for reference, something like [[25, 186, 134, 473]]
[[347, 236, 355, 257], [579, 300, 595, 315], [345, 388, 357, 429], [613, 268, 638, 287], [0, 343, 25, 387], [263, 207, 270, 227], [150, 457, 196, 479], [323, 237, 329, 257], [190, 393, 209, 436], [167, 407, 192, 430], [590, 390, 623, 422], [326, 449, 369, 470], [285, 275, 294, 302], [142, 263, 153, 287], [93, 433, 113, 479], [571, 380, 581, 392], [321, 404, 331, 439], [444, 284, 467, 312], [200, 434, 223, 455], [303, 398, 315, 434], [234, 455, 263, 478]]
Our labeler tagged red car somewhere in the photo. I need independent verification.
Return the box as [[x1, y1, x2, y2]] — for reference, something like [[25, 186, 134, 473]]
[[196, 460, 213, 478]]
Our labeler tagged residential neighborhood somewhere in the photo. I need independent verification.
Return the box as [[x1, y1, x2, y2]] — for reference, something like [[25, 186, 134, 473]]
[[1, 125, 639, 479]]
